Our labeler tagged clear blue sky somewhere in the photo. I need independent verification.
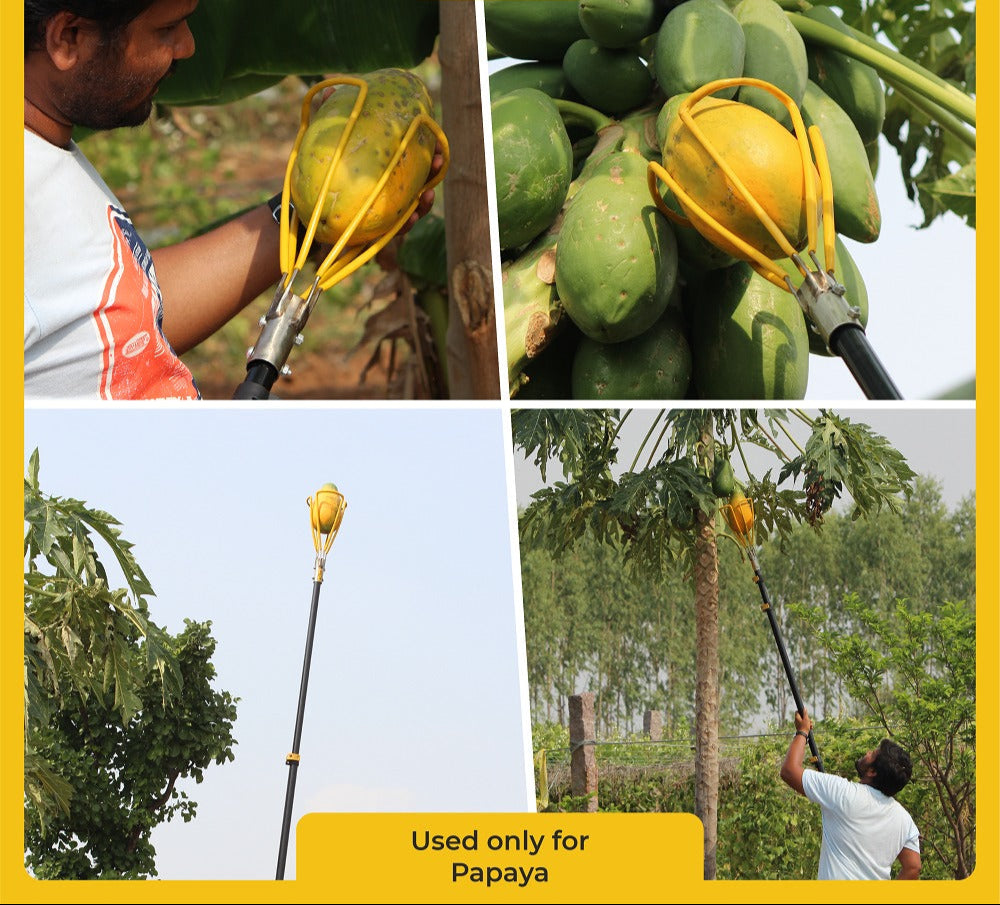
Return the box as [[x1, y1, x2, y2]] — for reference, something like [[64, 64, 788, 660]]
[[24, 407, 533, 880]]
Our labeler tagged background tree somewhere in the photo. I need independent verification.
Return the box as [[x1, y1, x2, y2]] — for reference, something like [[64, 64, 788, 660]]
[[814, 595, 975, 878], [23, 452, 237, 879], [513, 408, 915, 878]]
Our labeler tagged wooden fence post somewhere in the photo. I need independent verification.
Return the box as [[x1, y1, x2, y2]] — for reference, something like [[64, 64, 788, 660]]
[[644, 709, 663, 741], [569, 693, 598, 812]]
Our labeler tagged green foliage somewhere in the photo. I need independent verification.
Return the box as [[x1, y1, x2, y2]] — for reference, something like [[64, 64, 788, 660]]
[[808, 0, 976, 227], [818, 594, 976, 878], [521, 533, 767, 735], [514, 408, 915, 577], [23, 453, 238, 879], [157, 1, 440, 106]]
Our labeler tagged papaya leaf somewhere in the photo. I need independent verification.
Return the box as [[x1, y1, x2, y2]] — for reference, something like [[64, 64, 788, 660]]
[[918, 158, 976, 227], [157, 0, 440, 106]]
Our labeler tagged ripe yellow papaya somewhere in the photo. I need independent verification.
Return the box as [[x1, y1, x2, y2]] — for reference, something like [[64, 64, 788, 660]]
[[661, 96, 817, 261], [314, 482, 344, 533], [725, 490, 754, 536], [291, 69, 437, 247]]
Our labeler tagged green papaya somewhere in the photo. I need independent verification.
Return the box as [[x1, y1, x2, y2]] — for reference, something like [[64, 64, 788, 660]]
[[503, 232, 562, 379], [661, 186, 738, 276], [865, 138, 879, 177], [689, 262, 809, 399], [579, 0, 662, 49], [800, 79, 881, 243], [776, 235, 869, 356], [712, 458, 736, 497], [489, 62, 576, 102], [803, 5, 885, 146], [290, 69, 437, 246], [515, 326, 582, 399], [555, 157, 678, 343], [734, 0, 808, 128], [653, 0, 745, 100], [563, 40, 654, 116], [484, 0, 587, 62], [571, 309, 692, 399], [654, 92, 689, 153], [492, 89, 573, 251]]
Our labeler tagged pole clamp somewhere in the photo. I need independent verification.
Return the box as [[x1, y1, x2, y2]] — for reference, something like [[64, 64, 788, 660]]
[[285, 753, 301, 765]]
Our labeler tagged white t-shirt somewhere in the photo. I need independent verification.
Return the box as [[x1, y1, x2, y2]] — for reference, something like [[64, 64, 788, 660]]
[[24, 129, 199, 399], [802, 769, 920, 880]]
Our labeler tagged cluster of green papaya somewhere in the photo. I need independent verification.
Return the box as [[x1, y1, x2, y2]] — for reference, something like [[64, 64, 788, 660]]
[[490, 0, 883, 400]]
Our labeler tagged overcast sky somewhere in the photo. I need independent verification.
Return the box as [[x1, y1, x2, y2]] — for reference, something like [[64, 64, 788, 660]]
[[513, 405, 976, 509]]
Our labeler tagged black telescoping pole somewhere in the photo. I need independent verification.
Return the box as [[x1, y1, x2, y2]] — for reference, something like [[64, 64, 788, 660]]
[[275, 573, 325, 879], [233, 361, 278, 400], [829, 325, 903, 401], [746, 547, 824, 772]]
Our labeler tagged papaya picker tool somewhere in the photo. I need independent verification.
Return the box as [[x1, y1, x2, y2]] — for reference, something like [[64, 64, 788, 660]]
[[648, 78, 901, 400], [722, 491, 824, 771], [276, 483, 347, 880], [233, 74, 449, 400]]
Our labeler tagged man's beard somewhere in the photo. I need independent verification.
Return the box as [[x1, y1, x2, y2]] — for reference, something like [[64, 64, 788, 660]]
[[855, 754, 869, 779], [55, 48, 176, 132]]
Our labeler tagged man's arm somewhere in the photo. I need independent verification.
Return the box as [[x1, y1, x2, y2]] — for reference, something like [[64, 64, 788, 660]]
[[152, 203, 282, 355], [154, 150, 442, 355], [779, 709, 813, 796], [896, 846, 921, 879]]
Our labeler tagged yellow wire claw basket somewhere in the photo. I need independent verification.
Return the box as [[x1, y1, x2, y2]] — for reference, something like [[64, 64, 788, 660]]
[[235, 73, 449, 399], [644, 76, 905, 399], [722, 493, 756, 549], [308, 483, 347, 558], [647, 77, 837, 295], [278, 75, 451, 294]]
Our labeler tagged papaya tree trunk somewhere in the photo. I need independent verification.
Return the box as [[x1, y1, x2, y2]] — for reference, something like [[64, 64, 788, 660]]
[[438, 1, 500, 398], [693, 414, 720, 880]]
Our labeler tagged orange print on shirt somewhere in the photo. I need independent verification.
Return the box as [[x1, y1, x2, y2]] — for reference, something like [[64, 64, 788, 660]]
[[94, 207, 199, 399]]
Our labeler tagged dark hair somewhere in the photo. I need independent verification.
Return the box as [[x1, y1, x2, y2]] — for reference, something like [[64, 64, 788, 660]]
[[870, 739, 913, 797], [25, 0, 159, 54]]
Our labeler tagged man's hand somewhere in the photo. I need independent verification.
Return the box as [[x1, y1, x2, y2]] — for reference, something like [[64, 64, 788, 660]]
[[398, 142, 445, 236], [780, 707, 811, 796], [794, 709, 813, 736]]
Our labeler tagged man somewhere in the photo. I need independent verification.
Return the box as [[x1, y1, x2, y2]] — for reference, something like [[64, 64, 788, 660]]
[[24, 0, 434, 398], [780, 708, 921, 880]]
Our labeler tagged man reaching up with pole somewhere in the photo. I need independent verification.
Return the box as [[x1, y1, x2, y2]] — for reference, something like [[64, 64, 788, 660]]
[[780, 708, 922, 880]]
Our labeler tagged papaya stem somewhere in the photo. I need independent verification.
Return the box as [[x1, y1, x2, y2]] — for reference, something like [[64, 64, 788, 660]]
[[749, 413, 791, 463], [788, 408, 815, 429], [552, 99, 614, 134], [884, 77, 977, 151], [645, 417, 673, 471], [773, 416, 807, 457], [609, 409, 632, 450], [732, 424, 752, 483], [786, 12, 976, 127], [630, 410, 664, 474]]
